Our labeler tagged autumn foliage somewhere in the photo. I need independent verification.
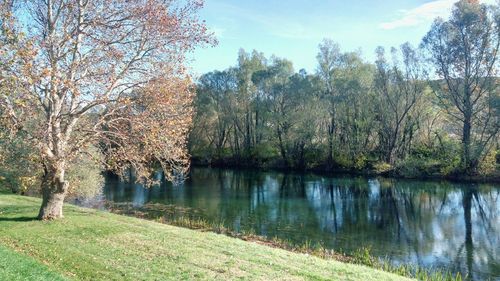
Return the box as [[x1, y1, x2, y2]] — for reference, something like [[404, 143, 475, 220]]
[[0, 0, 214, 219]]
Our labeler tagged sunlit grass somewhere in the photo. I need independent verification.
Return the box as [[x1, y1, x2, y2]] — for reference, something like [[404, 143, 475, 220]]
[[109, 202, 466, 281], [0, 194, 410, 280]]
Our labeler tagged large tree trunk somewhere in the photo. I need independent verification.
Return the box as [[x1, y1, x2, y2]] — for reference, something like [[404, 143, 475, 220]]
[[327, 115, 335, 167], [462, 110, 474, 175], [386, 122, 402, 165], [255, 109, 259, 145], [276, 126, 288, 166], [245, 110, 251, 153], [386, 136, 398, 165], [38, 165, 69, 220]]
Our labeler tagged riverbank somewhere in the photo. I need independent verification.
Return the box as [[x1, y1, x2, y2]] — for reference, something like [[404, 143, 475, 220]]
[[0, 193, 410, 281], [192, 160, 500, 184], [105, 202, 466, 281]]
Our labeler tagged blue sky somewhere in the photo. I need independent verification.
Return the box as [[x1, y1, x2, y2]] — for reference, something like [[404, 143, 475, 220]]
[[188, 0, 497, 75]]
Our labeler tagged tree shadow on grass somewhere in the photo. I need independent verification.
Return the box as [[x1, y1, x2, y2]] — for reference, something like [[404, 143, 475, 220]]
[[0, 216, 38, 222]]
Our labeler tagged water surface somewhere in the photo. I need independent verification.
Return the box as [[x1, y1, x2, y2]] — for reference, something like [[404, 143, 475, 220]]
[[102, 167, 500, 280]]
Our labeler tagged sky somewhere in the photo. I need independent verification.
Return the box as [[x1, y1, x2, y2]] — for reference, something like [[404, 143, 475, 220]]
[[188, 0, 497, 76]]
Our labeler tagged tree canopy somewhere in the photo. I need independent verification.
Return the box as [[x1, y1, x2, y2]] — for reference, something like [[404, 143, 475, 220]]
[[0, 0, 214, 219], [190, 0, 499, 178]]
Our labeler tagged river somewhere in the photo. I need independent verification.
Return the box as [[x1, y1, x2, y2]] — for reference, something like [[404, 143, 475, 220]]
[[99, 167, 500, 280]]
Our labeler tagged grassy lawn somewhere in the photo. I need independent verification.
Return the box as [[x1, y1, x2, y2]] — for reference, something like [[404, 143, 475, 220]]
[[0, 194, 411, 281], [0, 244, 65, 281]]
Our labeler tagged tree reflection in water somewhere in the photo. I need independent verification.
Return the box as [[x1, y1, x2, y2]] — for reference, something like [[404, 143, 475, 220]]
[[103, 167, 500, 280]]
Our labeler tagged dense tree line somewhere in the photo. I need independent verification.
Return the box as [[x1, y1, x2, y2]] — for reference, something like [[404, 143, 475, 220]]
[[190, 0, 499, 177]]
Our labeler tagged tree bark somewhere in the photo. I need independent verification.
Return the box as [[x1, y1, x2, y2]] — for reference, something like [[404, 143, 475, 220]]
[[327, 114, 335, 167], [245, 110, 251, 153], [386, 124, 401, 165], [277, 126, 288, 166], [38, 165, 69, 220], [462, 109, 473, 174]]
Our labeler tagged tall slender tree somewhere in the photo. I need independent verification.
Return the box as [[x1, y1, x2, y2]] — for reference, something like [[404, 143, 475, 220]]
[[192, 69, 237, 159], [316, 39, 342, 166], [236, 49, 267, 154], [374, 44, 427, 165], [422, 0, 499, 174]]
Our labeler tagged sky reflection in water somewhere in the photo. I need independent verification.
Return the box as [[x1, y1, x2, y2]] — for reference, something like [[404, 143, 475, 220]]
[[102, 167, 500, 280]]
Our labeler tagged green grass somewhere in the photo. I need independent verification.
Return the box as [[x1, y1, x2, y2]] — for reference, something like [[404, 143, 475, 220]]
[[109, 202, 464, 281], [0, 244, 66, 281], [0, 194, 412, 281]]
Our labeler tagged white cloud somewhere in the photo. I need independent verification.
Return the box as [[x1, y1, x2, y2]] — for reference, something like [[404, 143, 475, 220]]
[[379, 0, 497, 30]]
